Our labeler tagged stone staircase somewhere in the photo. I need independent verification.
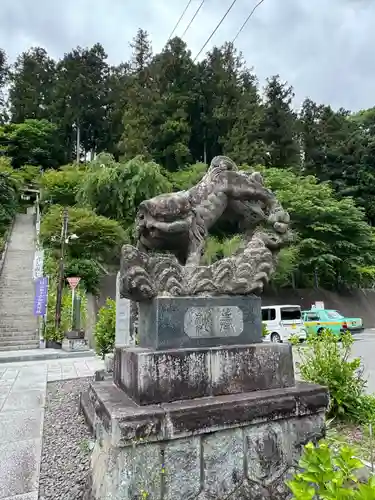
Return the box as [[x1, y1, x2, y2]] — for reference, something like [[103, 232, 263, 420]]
[[0, 214, 38, 350]]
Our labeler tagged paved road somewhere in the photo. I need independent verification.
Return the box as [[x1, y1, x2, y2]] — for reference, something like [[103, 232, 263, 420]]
[[0, 355, 104, 500], [350, 329, 375, 393]]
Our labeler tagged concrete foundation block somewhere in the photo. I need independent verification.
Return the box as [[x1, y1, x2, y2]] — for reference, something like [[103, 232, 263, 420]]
[[114, 343, 295, 405]]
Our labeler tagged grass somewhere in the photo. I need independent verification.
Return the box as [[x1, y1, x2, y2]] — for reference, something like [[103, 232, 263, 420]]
[[327, 422, 375, 467], [79, 438, 93, 455]]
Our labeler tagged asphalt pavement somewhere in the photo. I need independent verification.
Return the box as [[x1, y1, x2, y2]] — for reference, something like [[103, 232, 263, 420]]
[[350, 328, 375, 393]]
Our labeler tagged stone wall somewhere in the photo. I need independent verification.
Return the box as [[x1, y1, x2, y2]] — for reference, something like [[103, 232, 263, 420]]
[[84, 381, 328, 500], [91, 409, 324, 500]]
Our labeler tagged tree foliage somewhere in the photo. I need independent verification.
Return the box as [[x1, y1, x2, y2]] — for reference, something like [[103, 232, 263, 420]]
[[0, 48, 8, 122], [9, 47, 56, 123], [94, 298, 116, 359], [261, 167, 375, 287], [78, 154, 171, 225], [40, 165, 85, 206], [0, 119, 65, 169], [40, 205, 126, 260], [0, 170, 18, 234]]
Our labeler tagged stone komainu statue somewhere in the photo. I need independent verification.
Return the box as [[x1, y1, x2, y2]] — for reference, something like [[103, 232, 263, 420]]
[[119, 156, 291, 301]]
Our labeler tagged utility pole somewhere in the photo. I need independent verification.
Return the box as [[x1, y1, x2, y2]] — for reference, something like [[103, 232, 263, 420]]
[[76, 122, 80, 164], [314, 266, 319, 289], [55, 208, 68, 330]]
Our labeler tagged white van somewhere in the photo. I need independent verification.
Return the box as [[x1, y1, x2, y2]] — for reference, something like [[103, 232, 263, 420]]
[[262, 304, 307, 343]]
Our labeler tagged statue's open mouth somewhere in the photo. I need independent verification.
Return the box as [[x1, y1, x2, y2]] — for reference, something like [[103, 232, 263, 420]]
[[140, 223, 189, 248]]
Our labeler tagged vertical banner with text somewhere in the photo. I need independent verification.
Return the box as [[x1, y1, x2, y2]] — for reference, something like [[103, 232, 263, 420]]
[[32, 250, 45, 281], [34, 276, 49, 317]]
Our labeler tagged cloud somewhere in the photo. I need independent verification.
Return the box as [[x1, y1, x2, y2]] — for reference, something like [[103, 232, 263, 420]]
[[0, 0, 374, 110]]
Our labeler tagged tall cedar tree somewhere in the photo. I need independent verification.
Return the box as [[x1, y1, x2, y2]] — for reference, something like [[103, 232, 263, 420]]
[[261, 75, 300, 169], [9, 47, 56, 123]]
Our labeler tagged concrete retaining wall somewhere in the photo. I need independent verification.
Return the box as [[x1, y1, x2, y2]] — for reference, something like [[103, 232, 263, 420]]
[[261, 288, 375, 328], [96, 274, 375, 328]]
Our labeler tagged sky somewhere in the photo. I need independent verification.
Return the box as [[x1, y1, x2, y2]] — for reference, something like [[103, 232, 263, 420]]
[[0, 0, 374, 111]]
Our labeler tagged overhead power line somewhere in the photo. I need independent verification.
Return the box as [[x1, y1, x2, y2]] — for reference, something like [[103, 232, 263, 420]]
[[193, 0, 238, 62], [167, 0, 193, 43], [232, 0, 266, 44], [181, 0, 205, 39]]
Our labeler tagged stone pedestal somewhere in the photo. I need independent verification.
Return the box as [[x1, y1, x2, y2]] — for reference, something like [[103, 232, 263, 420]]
[[81, 380, 327, 500], [81, 295, 328, 500], [114, 343, 295, 405]]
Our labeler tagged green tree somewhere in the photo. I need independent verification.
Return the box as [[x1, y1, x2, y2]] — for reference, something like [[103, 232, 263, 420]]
[[262, 166, 375, 288], [52, 43, 110, 161], [300, 100, 360, 186], [0, 119, 65, 169], [0, 170, 18, 234], [222, 72, 266, 165], [347, 108, 375, 224], [299, 100, 375, 224], [149, 37, 197, 170], [94, 298, 116, 359], [119, 29, 158, 160], [0, 48, 8, 122], [261, 75, 299, 168], [96, 63, 130, 157], [195, 43, 255, 163], [40, 205, 126, 260], [78, 155, 171, 226], [40, 165, 85, 206], [169, 162, 207, 190], [8, 47, 56, 123]]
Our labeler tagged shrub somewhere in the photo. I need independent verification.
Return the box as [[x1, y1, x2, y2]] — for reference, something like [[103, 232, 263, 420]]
[[77, 155, 172, 225], [40, 205, 127, 260], [18, 165, 41, 186], [94, 298, 116, 359], [294, 329, 370, 422], [0, 171, 19, 233], [64, 258, 102, 295], [43, 249, 102, 296], [262, 323, 269, 338], [169, 162, 206, 190], [287, 441, 375, 499], [40, 166, 84, 207], [43, 283, 87, 342]]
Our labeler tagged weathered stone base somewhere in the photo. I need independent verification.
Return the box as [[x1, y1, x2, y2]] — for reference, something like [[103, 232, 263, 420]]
[[81, 381, 328, 500], [114, 343, 295, 405], [62, 338, 90, 352]]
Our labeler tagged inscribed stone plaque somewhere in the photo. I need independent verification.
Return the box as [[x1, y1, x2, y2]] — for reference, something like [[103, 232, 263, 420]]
[[137, 295, 262, 350], [184, 306, 243, 338]]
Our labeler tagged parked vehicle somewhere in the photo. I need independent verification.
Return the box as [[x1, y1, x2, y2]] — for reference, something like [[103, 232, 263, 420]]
[[302, 308, 363, 336], [262, 305, 307, 343]]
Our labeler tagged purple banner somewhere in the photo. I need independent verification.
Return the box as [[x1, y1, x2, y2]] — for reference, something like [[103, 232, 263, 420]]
[[34, 277, 49, 316]]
